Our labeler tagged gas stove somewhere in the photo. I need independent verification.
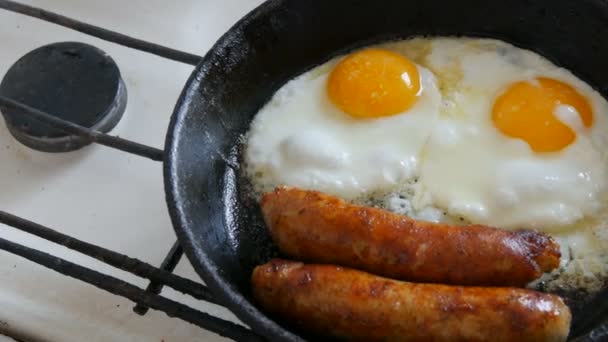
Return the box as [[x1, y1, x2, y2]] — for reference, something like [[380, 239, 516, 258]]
[[0, 1, 264, 341]]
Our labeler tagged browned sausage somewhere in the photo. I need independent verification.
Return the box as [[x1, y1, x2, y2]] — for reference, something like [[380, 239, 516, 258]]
[[260, 186, 560, 286], [252, 259, 571, 342]]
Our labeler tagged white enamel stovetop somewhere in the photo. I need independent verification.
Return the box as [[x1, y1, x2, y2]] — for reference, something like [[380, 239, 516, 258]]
[[0, 1, 265, 341]]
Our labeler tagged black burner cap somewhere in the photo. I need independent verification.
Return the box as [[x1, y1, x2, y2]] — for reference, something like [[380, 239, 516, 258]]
[[0, 42, 127, 152]]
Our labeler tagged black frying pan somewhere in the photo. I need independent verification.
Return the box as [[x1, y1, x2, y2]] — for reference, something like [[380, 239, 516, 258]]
[[164, 0, 608, 340]]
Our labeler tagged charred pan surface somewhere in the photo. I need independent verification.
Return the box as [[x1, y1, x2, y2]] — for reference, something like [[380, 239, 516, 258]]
[[261, 187, 560, 286], [252, 259, 571, 342]]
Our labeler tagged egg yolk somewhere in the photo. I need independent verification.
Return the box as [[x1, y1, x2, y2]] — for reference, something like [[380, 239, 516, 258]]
[[492, 77, 593, 152], [327, 49, 421, 119]]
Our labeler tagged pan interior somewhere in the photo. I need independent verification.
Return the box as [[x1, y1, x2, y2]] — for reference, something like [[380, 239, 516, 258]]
[[165, 0, 608, 340]]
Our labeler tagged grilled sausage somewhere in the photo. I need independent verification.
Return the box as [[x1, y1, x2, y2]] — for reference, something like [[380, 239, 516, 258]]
[[260, 186, 560, 286], [252, 259, 571, 342]]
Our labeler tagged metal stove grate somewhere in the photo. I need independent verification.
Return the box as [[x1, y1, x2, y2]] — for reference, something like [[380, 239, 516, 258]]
[[0, 1, 263, 340]]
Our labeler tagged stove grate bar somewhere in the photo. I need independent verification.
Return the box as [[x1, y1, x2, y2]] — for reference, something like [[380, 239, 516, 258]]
[[0, 95, 164, 161], [0, 236, 264, 342], [134, 240, 184, 315], [0, 0, 203, 66], [0, 210, 219, 305]]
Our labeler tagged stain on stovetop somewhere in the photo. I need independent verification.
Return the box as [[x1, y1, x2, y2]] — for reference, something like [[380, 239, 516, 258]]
[[12, 148, 30, 162]]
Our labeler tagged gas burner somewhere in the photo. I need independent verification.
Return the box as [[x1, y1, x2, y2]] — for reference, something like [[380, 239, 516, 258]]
[[0, 41, 127, 152]]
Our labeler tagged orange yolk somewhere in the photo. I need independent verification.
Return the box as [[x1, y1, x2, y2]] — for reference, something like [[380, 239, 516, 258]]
[[492, 77, 593, 152], [327, 49, 421, 119]]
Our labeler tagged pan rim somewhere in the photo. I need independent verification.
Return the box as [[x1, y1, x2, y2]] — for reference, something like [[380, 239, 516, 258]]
[[164, 0, 608, 340], [164, 0, 304, 340]]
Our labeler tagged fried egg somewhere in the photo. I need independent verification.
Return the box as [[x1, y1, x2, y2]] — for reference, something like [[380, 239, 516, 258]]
[[416, 39, 608, 232], [245, 49, 441, 200]]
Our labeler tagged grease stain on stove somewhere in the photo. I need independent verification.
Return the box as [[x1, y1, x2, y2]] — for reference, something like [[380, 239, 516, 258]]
[[13, 148, 31, 161], [126, 76, 138, 87]]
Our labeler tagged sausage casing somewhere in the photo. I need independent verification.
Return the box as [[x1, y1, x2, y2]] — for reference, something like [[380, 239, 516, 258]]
[[261, 186, 560, 286], [252, 259, 571, 342]]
